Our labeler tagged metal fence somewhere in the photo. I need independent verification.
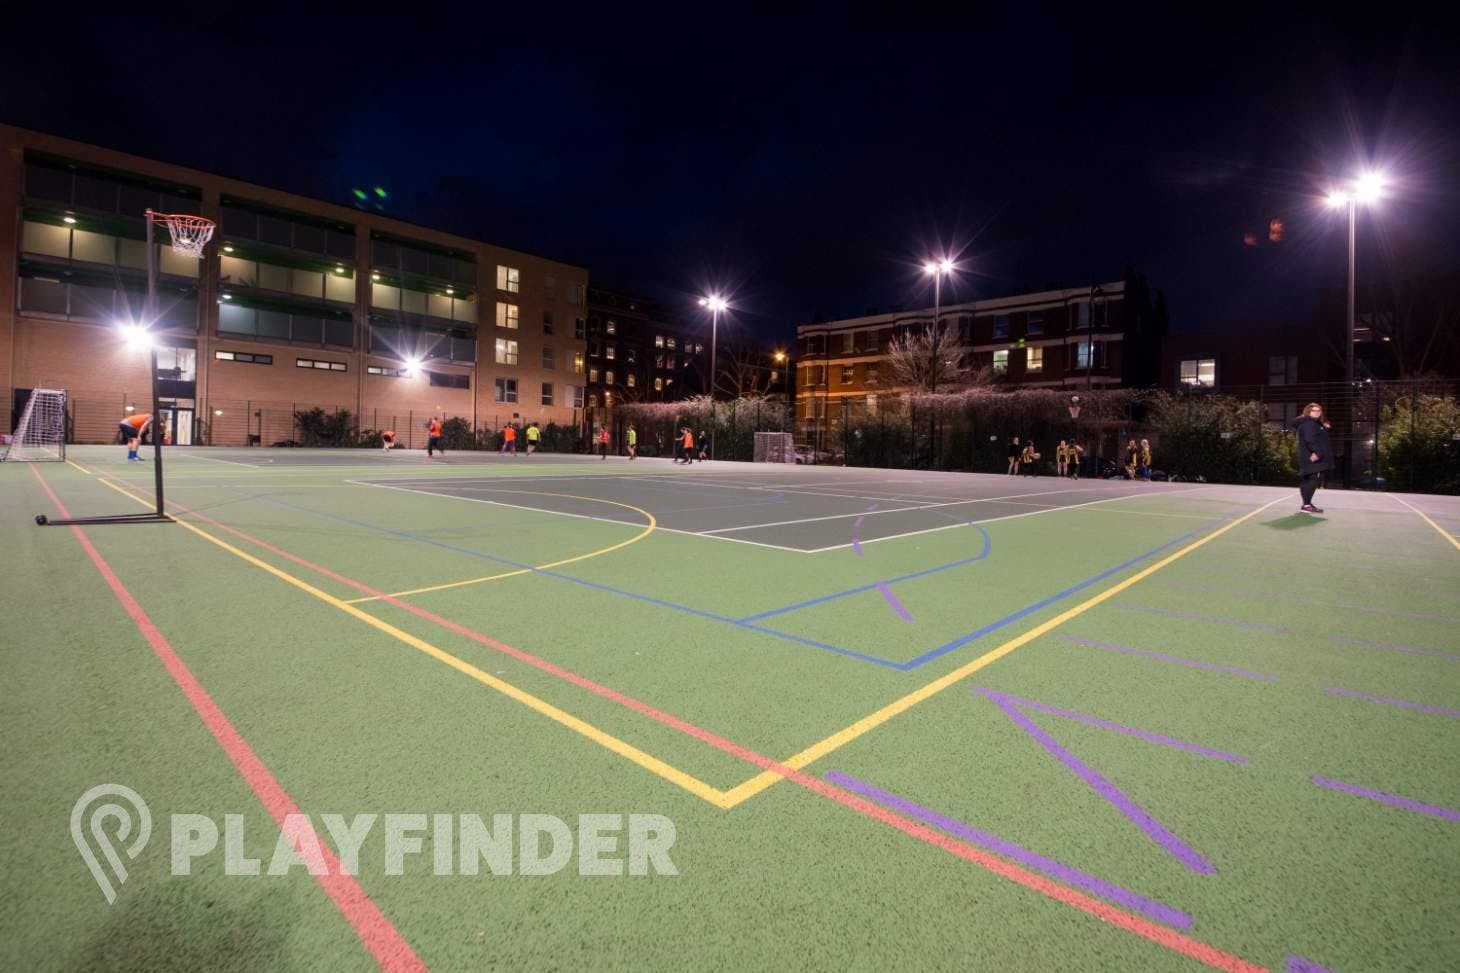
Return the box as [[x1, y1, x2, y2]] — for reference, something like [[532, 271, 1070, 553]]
[[795, 379, 1460, 493]]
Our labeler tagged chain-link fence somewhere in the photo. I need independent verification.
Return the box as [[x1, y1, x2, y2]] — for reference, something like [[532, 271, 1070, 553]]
[[796, 380, 1460, 493], [611, 396, 793, 461]]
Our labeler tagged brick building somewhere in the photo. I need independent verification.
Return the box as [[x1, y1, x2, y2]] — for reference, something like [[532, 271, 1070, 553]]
[[1, 124, 589, 446], [794, 283, 1125, 442], [584, 287, 708, 409]]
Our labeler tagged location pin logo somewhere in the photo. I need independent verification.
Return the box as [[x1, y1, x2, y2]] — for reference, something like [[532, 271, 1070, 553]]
[[70, 784, 152, 903]]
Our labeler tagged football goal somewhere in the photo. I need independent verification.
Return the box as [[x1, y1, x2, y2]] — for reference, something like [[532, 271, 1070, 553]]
[[2, 388, 67, 463]]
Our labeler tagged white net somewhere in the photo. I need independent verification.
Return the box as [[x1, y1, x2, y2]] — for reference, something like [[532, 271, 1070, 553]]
[[753, 431, 795, 463], [155, 212, 215, 259], [2, 388, 67, 462]]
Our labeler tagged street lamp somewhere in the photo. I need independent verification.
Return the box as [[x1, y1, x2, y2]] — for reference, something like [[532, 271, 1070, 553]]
[[1326, 170, 1385, 484], [698, 294, 728, 460], [922, 258, 955, 391]]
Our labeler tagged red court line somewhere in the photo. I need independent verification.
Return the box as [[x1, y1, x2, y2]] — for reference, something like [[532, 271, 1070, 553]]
[[122, 480, 1268, 973], [31, 467, 425, 973]]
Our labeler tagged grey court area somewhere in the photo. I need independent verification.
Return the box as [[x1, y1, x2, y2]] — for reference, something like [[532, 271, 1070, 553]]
[[357, 462, 1200, 552]]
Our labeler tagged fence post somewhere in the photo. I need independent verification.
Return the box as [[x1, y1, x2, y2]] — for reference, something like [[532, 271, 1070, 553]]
[[1373, 380, 1381, 489]]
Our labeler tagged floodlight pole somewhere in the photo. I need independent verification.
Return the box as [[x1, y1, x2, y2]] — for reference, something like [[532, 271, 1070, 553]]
[[145, 211, 165, 516]]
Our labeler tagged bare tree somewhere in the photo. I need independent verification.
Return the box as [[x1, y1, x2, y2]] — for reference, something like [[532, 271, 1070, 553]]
[[884, 322, 982, 393], [714, 340, 780, 399]]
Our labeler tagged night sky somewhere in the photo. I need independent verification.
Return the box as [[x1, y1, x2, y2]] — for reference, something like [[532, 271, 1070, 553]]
[[3, 10, 1457, 343]]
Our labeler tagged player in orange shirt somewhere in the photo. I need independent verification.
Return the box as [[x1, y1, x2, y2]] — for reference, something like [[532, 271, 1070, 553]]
[[427, 417, 444, 458], [118, 411, 159, 461]]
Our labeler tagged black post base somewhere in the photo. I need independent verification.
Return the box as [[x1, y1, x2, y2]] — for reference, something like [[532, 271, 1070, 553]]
[[36, 513, 172, 526]]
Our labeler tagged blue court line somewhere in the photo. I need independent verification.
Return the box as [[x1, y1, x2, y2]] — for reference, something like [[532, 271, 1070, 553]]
[[254, 495, 1231, 672], [738, 524, 993, 623]]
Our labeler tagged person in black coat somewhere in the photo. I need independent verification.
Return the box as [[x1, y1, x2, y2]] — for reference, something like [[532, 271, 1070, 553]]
[[1294, 402, 1334, 513]]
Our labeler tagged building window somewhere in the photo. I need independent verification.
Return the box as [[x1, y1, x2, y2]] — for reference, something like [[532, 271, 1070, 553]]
[[1267, 355, 1297, 386], [841, 364, 854, 384], [541, 382, 554, 406], [1027, 311, 1044, 337], [606, 344, 616, 360], [993, 349, 1009, 374], [992, 315, 1010, 339], [1027, 347, 1044, 372], [587, 392, 598, 408], [654, 354, 665, 369], [543, 310, 554, 333], [694, 343, 704, 354], [571, 385, 584, 408], [496, 265, 520, 293], [1077, 302, 1091, 328], [1180, 358, 1216, 387], [589, 367, 599, 383], [655, 335, 665, 348], [865, 363, 878, 385], [495, 338, 518, 365], [214, 350, 272, 365], [589, 340, 600, 357], [542, 345, 555, 369], [496, 302, 519, 329], [626, 373, 636, 388], [574, 318, 586, 339], [572, 352, 584, 374], [666, 337, 677, 350], [567, 283, 584, 306], [605, 320, 617, 335], [367, 365, 409, 377], [841, 333, 854, 353], [296, 358, 347, 372], [494, 377, 518, 403], [605, 370, 615, 385], [428, 371, 470, 389]]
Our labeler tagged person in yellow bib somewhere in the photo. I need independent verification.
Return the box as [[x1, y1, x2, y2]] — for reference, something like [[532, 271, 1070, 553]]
[[525, 423, 540, 455], [1055, 440, 1069, 477], [627, 424, 638, 460]]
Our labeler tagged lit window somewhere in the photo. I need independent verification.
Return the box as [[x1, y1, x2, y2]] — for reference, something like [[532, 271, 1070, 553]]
[[1027, 347, 1043, 372], [589, 367, 599, 383], [606, 320, 617, 335], [841, 365, 854, 384], [606, 344, 616, 360], [666, 337, 677, 350], [496, 265, 520, 293], [1180, 358, 1216, 387], [605, 370, 615, 385], [993, 349, 1009, 374], [494, 377, 518, 402], [865, 364, 878, 385], [587, 392, 598, 408], [496, 302, 519, 329], [654, 377, 664, 391], [626, 373, 636, 387], [695, 343, 703, 354], [655, 335, 665, 348], [573, 352, 584, 374], [494, 338, 518, 365]]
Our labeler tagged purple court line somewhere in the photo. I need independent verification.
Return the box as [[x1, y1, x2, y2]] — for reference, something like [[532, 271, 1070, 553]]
[[1324, 687, 1460, 719], [975, 688, 1218, 874], [1151, 580, 1460, 625], [875, 582, 914, 621], [1329, 635, 1460, 662], [1286, 956, 1334, 973], [1112, 603, 1292, 634], [983, 689, 1249, 765], [852, 538, 864, 558], [1311, 776, 1460, 822], [824, 771, 1195, 929], [1061, 636, 1278, 682]]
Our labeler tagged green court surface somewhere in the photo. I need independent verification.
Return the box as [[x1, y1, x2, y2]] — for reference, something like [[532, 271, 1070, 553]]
[[4, 446, 1459, 971]]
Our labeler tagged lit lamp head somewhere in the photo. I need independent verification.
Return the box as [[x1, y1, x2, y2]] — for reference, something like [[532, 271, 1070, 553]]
[[923, 258, 955, 276], [118, 321, 154, 349], [699, 295, 728, 312], [404, 357, 422, 377], [1354, 171, 1384, 205]]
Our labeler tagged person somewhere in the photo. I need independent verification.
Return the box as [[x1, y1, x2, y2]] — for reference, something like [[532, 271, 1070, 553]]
[[598, 425, 610, 460], [697, 430, 709, 462], [627, 424, 638, 460], [656, 432, 664, 459], [1021, 441, 1038, 476], [427, 417, 443, 458], [1125, 439, 1140, 479], [381, 429, 395, 451], [1055, 440, 1069, 478], [1139, 439, 1153, 481], [1067, 442, 1083, 479], [1007, 436, 1022, 475], [525, 423, 540, 456], [1294, 402, 1334, 513], [501, 423, 517, 456], [680, 427, 695, 464], [118, 411, 157, 461]]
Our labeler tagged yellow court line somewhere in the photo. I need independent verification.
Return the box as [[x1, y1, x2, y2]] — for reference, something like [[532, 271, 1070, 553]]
[[1391, 494, 1460, 552], [93, 476, 729, 808], [342, 491, 657, 603], [717, 496, 1284, 808], [66, 459, 93, 475]]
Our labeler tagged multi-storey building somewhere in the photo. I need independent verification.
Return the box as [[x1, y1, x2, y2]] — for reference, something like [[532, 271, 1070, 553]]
[[794, 283, 1125, 441], [584, 287, 708, 408], [1, 124, 588, 446]]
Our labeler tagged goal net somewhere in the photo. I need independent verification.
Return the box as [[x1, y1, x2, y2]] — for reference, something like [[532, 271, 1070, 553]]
[[753, 431, 794, 463], [2, 388, 67, 462]]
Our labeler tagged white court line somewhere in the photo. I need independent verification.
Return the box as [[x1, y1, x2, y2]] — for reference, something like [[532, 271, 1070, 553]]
[[349, 479, 817, 554], [801, 485, 1225, 552], [697, 485, 1115, 534]]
